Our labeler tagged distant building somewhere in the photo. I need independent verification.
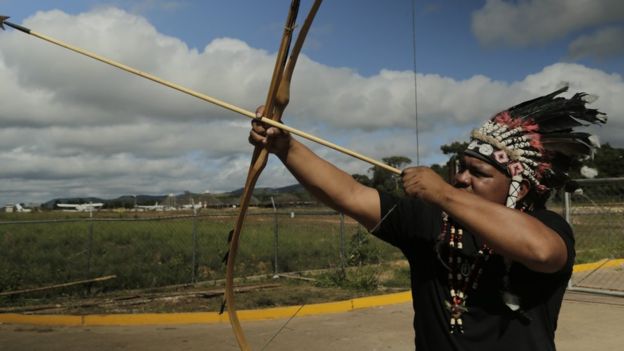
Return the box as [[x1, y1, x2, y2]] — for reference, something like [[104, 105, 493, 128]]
[[3, 203, 38, 213]]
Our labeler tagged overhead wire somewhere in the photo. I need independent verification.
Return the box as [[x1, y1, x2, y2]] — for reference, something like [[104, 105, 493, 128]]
[[411, 0, 420, 166]]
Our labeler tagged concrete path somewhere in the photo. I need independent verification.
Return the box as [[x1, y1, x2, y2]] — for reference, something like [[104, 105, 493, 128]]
[[0, 291, 622, 350]]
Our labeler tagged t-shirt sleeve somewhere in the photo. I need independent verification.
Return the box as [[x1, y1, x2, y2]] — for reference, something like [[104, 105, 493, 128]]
[[372, 190, 440, 252], [530, 209, 576, 272]]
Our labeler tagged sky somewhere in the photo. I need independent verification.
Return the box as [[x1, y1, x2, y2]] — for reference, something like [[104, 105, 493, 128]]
[[0, 0, 623, 205]]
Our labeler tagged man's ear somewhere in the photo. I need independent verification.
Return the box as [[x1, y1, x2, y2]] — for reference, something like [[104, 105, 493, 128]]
[[517, 180, 531, 202]]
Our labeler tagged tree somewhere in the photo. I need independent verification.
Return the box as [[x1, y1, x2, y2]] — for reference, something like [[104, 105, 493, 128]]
[[352, 156, 412, 195], [429, 142, 468, 182], [440, 141, 469, 156], [587, 143, 624, 178], [352, 174, 372, 187], [372, 156, 411, 195]]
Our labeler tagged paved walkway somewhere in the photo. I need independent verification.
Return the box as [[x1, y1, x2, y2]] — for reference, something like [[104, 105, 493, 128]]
[[0, 291, 622, 350]]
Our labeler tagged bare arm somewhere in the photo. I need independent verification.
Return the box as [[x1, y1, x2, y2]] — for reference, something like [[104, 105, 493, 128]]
[[250, 109, 567, 273], [442, 187, 567, 273], [402, 167, 568, 273], [249, 110, 380, 229], [280, 139, 380, 229]]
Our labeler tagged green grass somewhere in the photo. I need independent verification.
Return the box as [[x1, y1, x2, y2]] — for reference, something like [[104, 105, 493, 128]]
[[569, 212, 624, 263], [0, 205, 621, 307], [0, 210, 402, 301]]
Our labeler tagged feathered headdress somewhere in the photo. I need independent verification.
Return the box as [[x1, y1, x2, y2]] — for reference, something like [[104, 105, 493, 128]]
[[464, 85, 607, 209]]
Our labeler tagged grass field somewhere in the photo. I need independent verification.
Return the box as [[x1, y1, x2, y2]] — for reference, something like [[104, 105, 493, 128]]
[[0, 204, 622, 311], [569, 211, 624, 263], [0, 208, 403, 296]]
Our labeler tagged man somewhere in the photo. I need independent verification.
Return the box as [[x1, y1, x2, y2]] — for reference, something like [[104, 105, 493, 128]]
[[249, 86, 606, 350]]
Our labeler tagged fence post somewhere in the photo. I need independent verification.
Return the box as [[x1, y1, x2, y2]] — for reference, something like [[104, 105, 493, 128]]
[[564, 192, 571, 224], [191, 207, 198, 283], [86, 220, 94, 279], [340, 213, 345, 271], [84, 214, 95, 295], [564, 191, 572, 289], [271, 197, 279, 277]]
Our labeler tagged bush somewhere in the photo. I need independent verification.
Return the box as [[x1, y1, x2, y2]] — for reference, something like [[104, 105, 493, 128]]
[[348, 228, 381, 266]]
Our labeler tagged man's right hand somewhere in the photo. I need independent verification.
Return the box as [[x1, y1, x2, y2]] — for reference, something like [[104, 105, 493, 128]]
[[249, 105, 292, 159], [402, 166, 452, 206]]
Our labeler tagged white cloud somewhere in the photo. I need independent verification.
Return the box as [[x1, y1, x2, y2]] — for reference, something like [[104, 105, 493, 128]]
[[472, 0, 624, 47], [0, 8, 622, 204], [124, 0, 187, 14], [568, 26, 624, 60]]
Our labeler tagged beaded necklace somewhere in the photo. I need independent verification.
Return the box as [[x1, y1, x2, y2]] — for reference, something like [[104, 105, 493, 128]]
[[441, 212, 493, 334]]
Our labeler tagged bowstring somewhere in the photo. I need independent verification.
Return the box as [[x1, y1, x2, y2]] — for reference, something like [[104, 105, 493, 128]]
[[368, 203, 398, 234], [260, 303, 306, 351]]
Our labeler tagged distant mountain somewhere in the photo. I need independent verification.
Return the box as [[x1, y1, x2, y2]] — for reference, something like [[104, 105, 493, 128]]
[[41, 184, 316, 209], [224, 184, 314, 207], [227, 184, 306, 196]]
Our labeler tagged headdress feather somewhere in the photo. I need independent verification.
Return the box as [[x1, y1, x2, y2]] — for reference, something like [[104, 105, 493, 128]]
[[465, 84, 607, 208]]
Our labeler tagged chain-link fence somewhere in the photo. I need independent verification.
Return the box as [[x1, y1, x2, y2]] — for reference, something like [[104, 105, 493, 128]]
[[558, 177, 624, 296], [1, 178, 622, 304], [0, 209, 401, 302]]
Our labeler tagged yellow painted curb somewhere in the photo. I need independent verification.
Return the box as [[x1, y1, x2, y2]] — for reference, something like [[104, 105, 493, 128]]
[[573, 258, 624, 273], [2, 258, 621, 327], [0, 291, 412, 327]]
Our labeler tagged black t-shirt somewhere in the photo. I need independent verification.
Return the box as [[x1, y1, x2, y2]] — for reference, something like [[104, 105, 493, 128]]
[[374, 191, 574, 351]]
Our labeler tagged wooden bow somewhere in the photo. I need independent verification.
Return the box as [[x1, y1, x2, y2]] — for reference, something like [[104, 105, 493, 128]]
[[222, 1, 322, 350], [3, 8, 402, 348]]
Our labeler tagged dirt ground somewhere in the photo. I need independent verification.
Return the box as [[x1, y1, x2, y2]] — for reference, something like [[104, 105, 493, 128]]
[[0, 290, 622, 351], [0, 261, 412, 316]]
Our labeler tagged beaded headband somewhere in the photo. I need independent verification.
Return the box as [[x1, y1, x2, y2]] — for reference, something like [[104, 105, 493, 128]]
[[464, 85, 607, 209]]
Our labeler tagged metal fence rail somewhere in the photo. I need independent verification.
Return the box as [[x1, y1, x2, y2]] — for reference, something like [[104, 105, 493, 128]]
[[0, 178, 622, 302]]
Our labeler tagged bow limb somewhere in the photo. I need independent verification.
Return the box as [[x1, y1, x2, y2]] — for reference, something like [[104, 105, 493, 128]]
[[224, 1, 300, 350], [275, 0, 323, 115]]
